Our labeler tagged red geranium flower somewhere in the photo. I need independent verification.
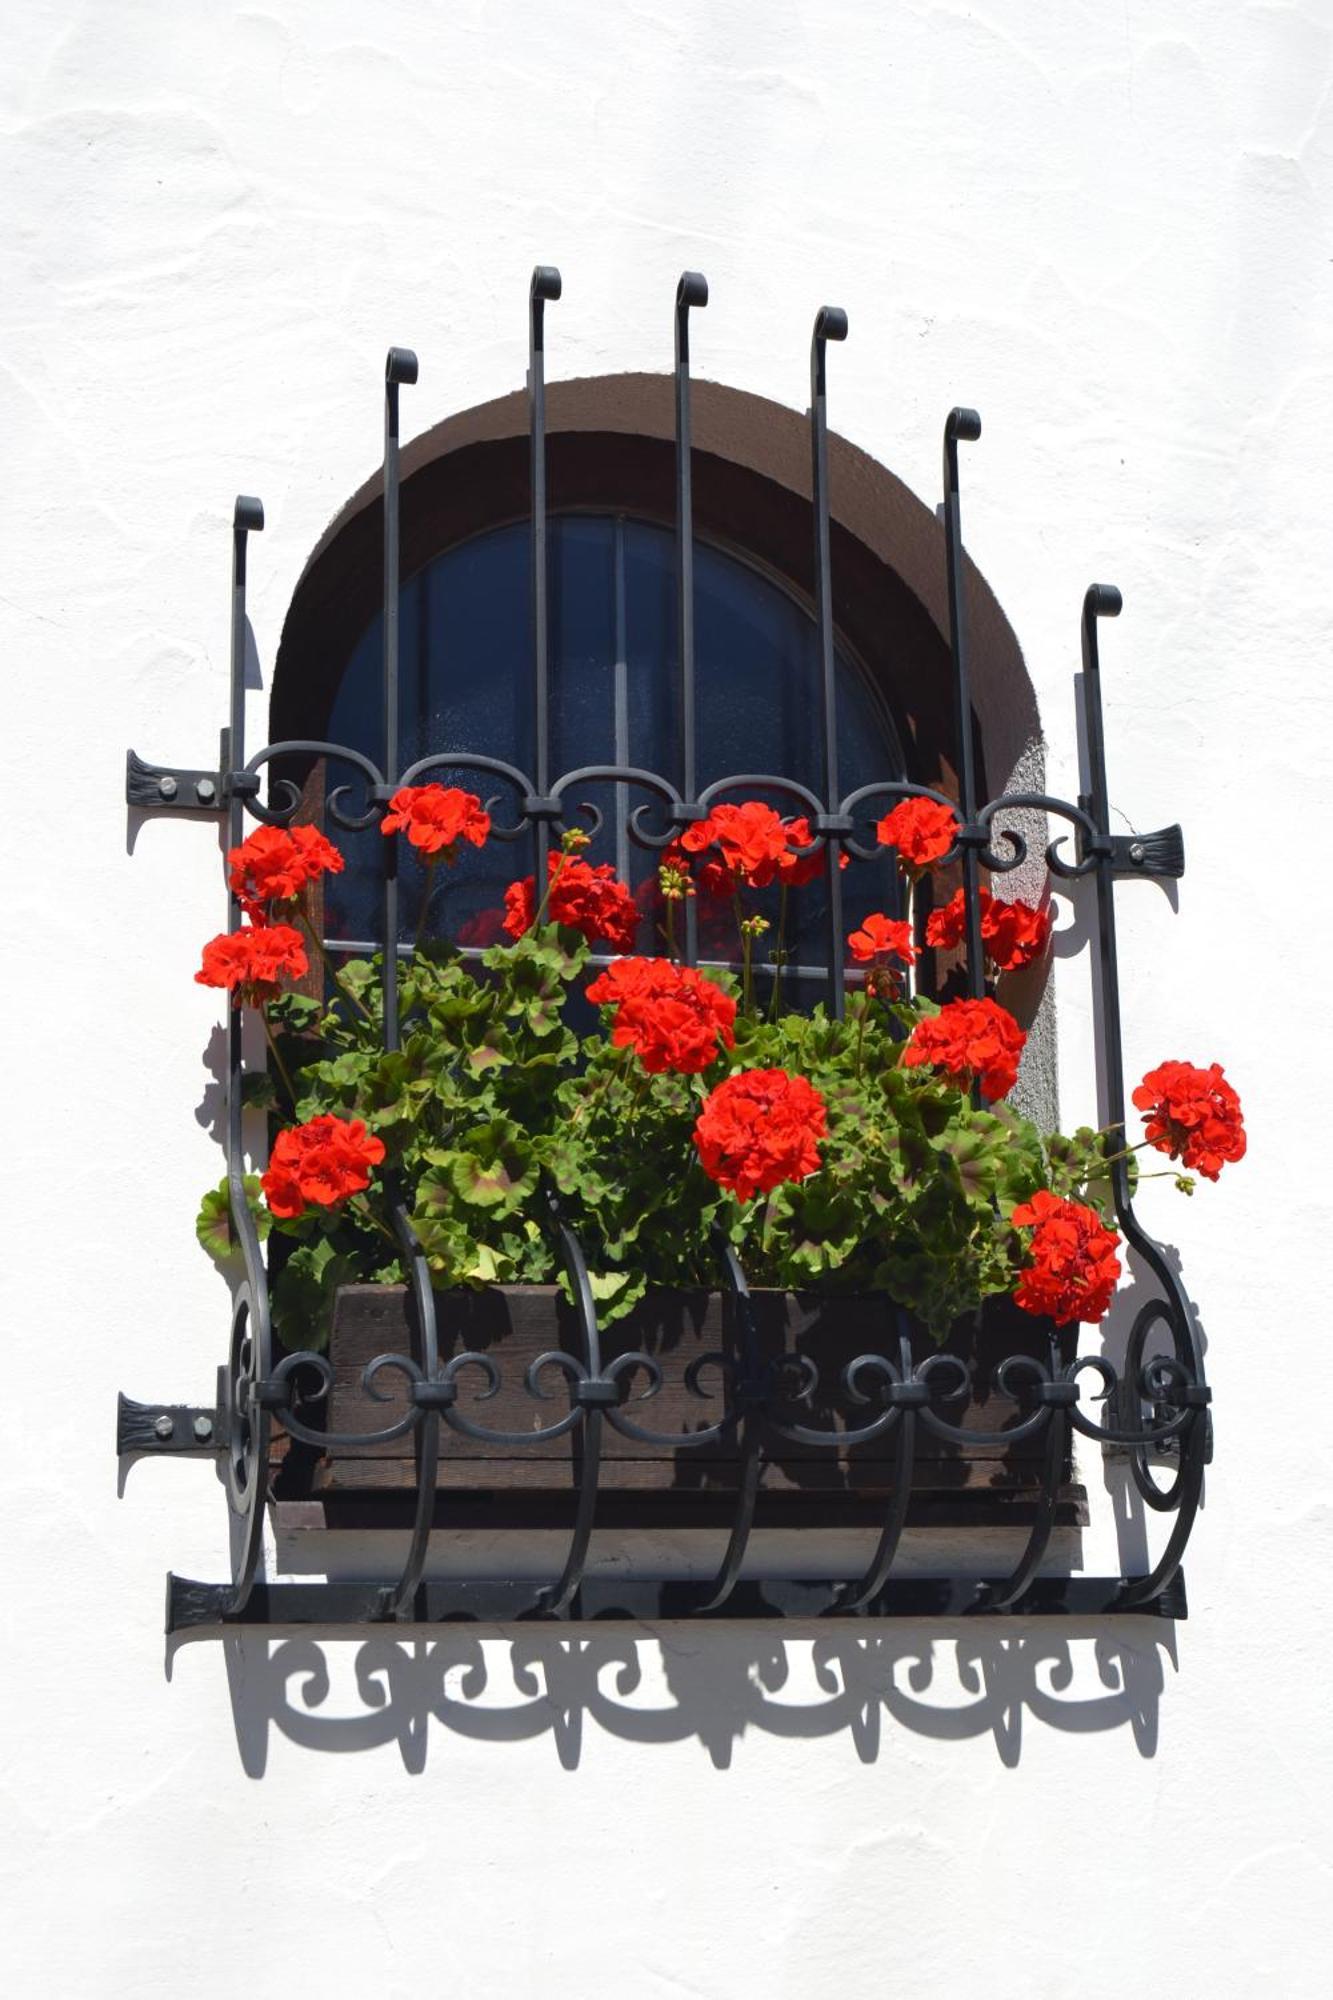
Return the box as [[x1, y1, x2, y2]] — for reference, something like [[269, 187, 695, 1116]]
[[694, 1068, 827, 1200], [681, 802, 792, 891], [502, 875, 537, 939], [380, 784, 491, 857], [261, 1114, 387, 1220], [1011, 1189, 1122, 1325], [982, 895, 1051, 972], [1132, 1060, 1246, 1181], [875, 797, 958, 870], [587, 957, 737, 1075], [847, 912, 918, 966], [901, 996, 1026, 1101], [195, 923, 308, 1003], [502, 853, 640, 950], [228, 823, 344, 913], [925, 887, 1052, 971]]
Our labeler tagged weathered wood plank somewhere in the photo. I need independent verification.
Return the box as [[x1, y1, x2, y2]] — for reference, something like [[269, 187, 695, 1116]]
[[269, 1285, 1076, 1526]]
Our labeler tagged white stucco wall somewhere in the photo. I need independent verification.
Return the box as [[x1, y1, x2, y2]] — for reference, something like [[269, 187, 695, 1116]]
[[3, 2, 1331, 1994]]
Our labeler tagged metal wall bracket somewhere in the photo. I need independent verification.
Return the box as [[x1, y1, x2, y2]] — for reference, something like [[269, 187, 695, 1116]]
[[126, 748, 225, 814], [1109, 824, 1185, 879], [118, 1391, 228, 1455], [1075, 802, 1185, 880]]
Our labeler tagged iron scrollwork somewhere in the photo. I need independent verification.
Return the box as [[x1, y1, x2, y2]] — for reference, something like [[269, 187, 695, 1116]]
[[121, 272, 1209, 1634]]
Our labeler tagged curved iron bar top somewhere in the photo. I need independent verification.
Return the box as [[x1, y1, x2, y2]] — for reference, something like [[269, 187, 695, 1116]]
[[120, 275, 1208, 1635]]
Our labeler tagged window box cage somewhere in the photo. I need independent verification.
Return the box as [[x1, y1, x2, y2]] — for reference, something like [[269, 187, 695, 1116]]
[[120, 269, 1207, 1632]]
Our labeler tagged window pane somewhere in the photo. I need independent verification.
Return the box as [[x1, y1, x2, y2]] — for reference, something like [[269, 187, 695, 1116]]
[[322, 512, 906, 974]]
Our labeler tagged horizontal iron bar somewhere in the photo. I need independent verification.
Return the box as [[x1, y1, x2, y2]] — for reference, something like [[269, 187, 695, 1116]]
[[166, 1570, 1186, 1633], [118, 1393, 227, 1456], [321, 938, 845, 981]]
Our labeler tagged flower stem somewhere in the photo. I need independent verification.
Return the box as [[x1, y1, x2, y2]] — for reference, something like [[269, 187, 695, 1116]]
[[259, 1009, 299, 1109], [854, 987, 869, 1077], [348, 1193, 399, 1248], [295, 900, 377, 1025], [529, 847, 568, 930], [769, 884, 789, 1020], [735, 895, 753, 1014], [414, 853, 439, 952]]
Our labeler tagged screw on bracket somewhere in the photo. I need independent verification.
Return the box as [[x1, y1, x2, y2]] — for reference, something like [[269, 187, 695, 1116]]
[[126, 750, 226, 815], [117, 1393, 227, 1456]]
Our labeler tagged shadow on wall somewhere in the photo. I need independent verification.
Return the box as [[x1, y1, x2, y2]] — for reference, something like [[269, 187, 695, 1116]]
[[182, 1621, 1177, 1777]]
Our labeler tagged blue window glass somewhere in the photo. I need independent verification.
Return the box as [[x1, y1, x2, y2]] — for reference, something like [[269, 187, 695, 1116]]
[[322, 512, 906, 997]]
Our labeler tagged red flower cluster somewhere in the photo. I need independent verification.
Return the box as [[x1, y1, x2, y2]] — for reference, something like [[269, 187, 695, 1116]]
[[925, 887, 1052, 972], [675, 802, 846, 895], [694, 1068, 827, 1200], [195, 923, 308, 1002], [586, 957, 737, 1075], [380, 784, 491, 857], [502, 853, 640, 950], [901, 996, 1026, 1101], [875, 797, 958, 870], [680, 801, 790, 891], [847, 913, 918, 966], [228, 824, 344, 915], [1132, 1060, 1246, 1181], [261, 1114, 387, 1220], [1010, 1190, 1122, 1325]]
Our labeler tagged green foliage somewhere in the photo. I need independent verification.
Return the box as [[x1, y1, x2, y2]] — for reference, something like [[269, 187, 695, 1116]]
[[199, 902, 1131, 1348]]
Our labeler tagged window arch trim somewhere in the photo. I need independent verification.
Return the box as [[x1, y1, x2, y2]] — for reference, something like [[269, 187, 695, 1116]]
[[272, 373, 1035, 804]]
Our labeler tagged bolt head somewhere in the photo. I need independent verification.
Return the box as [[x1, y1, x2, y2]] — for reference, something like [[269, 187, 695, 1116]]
[[153, 1413, 174, 1440], [193, 1414, 214, 1442], [195, 776, 216, 803], [1129, 841, 1146, 864], [157, 775, 178, 800]]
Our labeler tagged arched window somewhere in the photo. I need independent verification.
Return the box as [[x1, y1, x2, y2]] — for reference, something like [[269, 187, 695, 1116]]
[[316, 510, 906, 1000], [272, 370, 1043, 1034]]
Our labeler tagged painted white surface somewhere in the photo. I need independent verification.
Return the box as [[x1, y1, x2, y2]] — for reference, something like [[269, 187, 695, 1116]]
[[2, 2, 1331, 1994]]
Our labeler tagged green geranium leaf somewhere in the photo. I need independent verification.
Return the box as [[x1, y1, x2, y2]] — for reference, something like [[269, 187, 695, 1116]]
[[195, 1175, 270, 1266], [448, 1119, 539, 1211], [266, 992, 323, 1034], [271, 1237, 360, 1353]]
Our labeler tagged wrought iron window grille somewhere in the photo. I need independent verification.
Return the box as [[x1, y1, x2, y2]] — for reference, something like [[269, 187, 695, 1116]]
[[121, 268, 1206, 1635]]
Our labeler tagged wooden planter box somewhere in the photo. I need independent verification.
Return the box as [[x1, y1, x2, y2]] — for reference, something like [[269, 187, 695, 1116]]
[[271, 1285, 1083, 1531]]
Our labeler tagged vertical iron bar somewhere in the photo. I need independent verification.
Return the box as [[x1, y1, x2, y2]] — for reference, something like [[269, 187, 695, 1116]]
[[942, 409, 985, 998], [613, 514, 630, 886], [836, 1318, 916, 1611], [811, 306, 848, 1014], [530, 266, 562, 890], [382, 346, 418, 1046], [1080, 586, 1131, 1169], [696, 1235, 763, 1612], [541, 1209, 605, 1616], [225, 495, 269, 1618], [977, 1336, 1067, 1611], [378, 348, 442, 1622], [675, 272, 708, 962], [1081, 584, 1208, 1604]]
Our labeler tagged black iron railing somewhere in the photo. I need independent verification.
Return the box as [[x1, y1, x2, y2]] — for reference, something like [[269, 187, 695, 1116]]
[[121, 268, 1205, 1633]]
